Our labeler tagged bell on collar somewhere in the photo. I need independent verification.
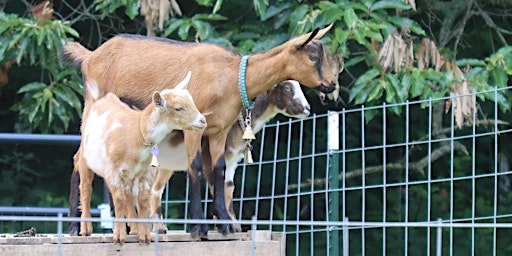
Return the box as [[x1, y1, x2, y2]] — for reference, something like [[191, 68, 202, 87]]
[[151, 155, 159, 167], [242, 126, 256, 140], [245, 147, 254, 163]]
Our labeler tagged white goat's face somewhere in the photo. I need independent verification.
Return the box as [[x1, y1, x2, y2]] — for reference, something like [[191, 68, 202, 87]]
[[269, 80, 310, 118], [152, 71, 206, 131], [153, 89, 206, 131]]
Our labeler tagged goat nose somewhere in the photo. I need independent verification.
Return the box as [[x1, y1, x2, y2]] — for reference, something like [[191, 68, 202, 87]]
[[200, 117, 207, 125], [305, 105, 311, 112]]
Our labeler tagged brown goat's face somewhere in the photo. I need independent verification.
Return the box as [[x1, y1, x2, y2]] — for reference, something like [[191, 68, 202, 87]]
[[153, 89, 207, 131], [288, 25, 337, 94], [269, 80, 310, 118]]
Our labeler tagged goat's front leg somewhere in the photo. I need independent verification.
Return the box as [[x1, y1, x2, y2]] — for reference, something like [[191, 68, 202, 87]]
[[184, 130, 208, 238], [208, 132, 236, 235], [110, 186, 127, 244], [150, 168, 175, 234], [136, 182, 152, 244]]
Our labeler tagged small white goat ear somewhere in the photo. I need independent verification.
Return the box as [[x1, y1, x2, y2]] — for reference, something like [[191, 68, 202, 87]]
[[152, 91, 167, 110], [174, 71, 192, 90]]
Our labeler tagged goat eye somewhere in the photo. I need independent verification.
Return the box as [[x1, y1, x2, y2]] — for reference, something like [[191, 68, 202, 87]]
[[309, 55, 318, 62], [175, 107, 184, 112], [284, 86, 291, 92]]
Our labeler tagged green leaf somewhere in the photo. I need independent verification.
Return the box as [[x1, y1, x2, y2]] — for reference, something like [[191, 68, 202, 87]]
[[356, 68, 380, 86], [164, 19, 184, 37], [212, 0, 223, 14], [288, 5, 309, 35], [15, 37, 29, 63], [388, 16, 425, 36], [364, 27, 383, 42], [317, 2, 343, 24], [364, 108, 379, 124], [456, 58, 486, 67], [387, 74, 403, 101], [253, 0, 269, 18], [192, 14, 227, 21], [261, 3, 291, 21], [367, 81, 384, 102], [17, 82, 47, 93], [344, 56, 365, 68], [178, 22, 192, 40], [195, 0, 213, 6], [192, 20, 209, 39], [490, 68, 507, 87], [125, 1, 140, 19], [53, 85, 78, 109], [334, 27, 349, 43], [352, 28, 366, 45], [343, 8, 358, 29], [371, 0, 412, 11], [273, 10, 291, 30]]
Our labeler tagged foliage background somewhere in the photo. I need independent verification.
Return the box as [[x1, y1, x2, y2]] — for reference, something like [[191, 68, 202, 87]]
[[1, 0, 512, 254]]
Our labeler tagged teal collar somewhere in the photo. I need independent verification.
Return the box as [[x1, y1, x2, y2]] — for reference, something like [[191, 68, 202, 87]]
[[238, 55, 254, 110]]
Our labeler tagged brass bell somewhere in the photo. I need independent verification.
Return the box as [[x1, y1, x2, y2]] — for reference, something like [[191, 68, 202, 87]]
[[242, 126, 256, 140]]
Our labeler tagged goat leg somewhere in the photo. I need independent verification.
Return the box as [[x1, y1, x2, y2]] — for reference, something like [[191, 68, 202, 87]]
[[211, 155, 235, 235], [188, 151, 208, 238], [68, 162, 81, 236]]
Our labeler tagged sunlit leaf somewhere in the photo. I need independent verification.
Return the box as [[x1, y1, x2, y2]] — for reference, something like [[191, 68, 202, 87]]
[[343, 8, 358, 29], [371, 0, 412, 11]]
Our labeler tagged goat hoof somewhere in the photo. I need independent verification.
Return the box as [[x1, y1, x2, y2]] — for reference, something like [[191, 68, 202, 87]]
[[113, 236, 125, 245], [233, 224, 242, 233], [138, 234, 151, 244], [68, 222, 79, 236], [189, 224, 208, 238], [216, 223, 235, 235], [154, 223, 168, 234]]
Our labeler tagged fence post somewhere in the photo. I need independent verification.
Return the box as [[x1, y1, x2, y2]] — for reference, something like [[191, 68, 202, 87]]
[[328, 111, 340, 256], [436, 218, 443, 256]]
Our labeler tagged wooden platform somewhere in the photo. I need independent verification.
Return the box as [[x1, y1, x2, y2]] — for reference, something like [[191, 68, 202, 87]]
[[0, 230, 285, 256]]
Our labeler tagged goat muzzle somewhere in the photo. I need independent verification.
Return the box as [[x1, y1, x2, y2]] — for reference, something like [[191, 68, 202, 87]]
[[315, 82, 336, 94]]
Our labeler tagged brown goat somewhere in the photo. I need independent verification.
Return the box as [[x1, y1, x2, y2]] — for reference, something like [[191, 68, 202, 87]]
[[77, 72, 206, 244], [63, 24, 336, 238]]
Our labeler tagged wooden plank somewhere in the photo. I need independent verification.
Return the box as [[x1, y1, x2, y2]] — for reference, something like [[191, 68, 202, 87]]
[[0, 231, 286, 256], [0, 231, 249, 245], [0, 240, 282, 256]]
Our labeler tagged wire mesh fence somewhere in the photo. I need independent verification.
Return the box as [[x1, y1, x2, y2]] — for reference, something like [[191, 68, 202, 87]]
[[1, 86, 511, 255], [160, 86, 512, 255]]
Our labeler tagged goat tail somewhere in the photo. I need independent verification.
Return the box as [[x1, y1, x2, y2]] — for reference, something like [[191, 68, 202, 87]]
[[61, 42, 91, 66]]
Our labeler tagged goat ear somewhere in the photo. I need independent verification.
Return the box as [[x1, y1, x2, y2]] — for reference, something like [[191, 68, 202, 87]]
[[152, 91, 167, 110], [175, 70, 192, 90]]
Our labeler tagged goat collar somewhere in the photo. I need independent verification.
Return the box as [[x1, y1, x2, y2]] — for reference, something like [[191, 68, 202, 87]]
[[139, 113, 154, 147], [238, 55, 254, 110]]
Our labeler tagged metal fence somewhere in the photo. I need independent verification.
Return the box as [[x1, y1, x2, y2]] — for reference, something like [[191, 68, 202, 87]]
[[1, 86, 512, 255]]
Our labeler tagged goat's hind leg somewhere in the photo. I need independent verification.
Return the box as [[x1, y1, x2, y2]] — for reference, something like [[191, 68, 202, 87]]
[[68, 152, 81, 236], [78, 158, 94, 236]]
